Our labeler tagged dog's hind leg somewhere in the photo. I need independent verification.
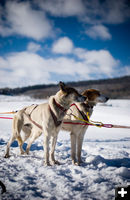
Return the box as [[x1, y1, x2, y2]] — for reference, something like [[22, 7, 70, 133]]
[[14, 117, 25, 155], [4, 135, 16, 158], [70, 132, 76, 165], [4, 115, 23, 157], [17, 135, 24, 155]]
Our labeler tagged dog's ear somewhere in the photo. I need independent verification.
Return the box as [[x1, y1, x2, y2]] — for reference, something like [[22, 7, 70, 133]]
[[59, 81, 67, 93], [82, 89, 100, 101], [82, 90, 89, 97]]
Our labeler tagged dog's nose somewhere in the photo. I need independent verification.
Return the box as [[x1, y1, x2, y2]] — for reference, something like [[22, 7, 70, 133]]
[[106, 97, 109, 101]]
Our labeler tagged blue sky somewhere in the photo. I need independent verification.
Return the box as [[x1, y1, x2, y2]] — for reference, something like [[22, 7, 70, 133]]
[[0, 0, 130, 88]]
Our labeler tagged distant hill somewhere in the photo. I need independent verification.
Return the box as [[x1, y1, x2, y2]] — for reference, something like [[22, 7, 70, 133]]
[[0, 76, 130, 99]]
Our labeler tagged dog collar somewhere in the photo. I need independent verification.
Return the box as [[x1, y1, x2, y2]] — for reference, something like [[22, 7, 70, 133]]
[[53, 98, 67, 112]]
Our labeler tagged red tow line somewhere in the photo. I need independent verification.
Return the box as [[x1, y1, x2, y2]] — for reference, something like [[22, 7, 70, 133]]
[[0, 116, 130, 128], [0, 104, 130, 129], [0, 116, 113, 128], [63, 121, 130, 129], [0, 116, 13, 119], [63, 121, 113, 128]]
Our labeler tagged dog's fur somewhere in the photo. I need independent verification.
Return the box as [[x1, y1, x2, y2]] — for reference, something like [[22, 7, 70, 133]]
[[62, 89, 109, 165], [4, 82, 86, 165]]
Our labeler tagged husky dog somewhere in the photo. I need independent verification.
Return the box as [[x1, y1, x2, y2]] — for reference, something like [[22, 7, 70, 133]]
[[62, 89, 109, 165], [4, 82, 86, 166]]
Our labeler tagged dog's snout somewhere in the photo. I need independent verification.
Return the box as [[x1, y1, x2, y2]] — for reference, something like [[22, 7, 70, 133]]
[[97, 95, 109, 103], [103, 96, 109, 103]]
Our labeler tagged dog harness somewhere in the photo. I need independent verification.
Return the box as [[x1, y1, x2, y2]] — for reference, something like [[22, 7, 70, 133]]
[[70, 103, 89, 121], [23, 99, 67, 129], [23, 104, 43, 130]]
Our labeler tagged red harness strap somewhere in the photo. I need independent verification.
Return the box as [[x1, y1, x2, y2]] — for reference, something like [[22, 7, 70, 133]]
[[63, 121, 90, 126], [49, 98, 67, 127], [70, 103, 88, 121], [48, 105, 62, 127], [23, 111, 43, 130]]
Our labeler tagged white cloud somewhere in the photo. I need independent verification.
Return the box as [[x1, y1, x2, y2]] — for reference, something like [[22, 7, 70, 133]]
[[103, 0, 130, 24], [0, 43, 123, 88], [125, 66, 130, 75], [27, 42, 41, 53], [74, 48, 119, 76], [0, 52, 50, 87], [52, 37, 74, 54], [37, 0, 130, 25], [0, 1, 53, 40], [118, 65, 130, 76], [83, 0, 130, 25], [85, 25, 112, 40], [37, 0, 86, 17], [0, 51, 89, 87], [0, 0, 129, 42], [45, 57, 90, 78]]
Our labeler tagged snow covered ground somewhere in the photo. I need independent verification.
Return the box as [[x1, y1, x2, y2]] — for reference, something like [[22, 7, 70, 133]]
[[0, 95, 130, 200]]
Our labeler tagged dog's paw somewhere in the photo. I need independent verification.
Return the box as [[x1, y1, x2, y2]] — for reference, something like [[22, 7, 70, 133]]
[[74, 162, 80, 166], [51, 160, 60, 165], [44, 161, 51, 166], [72, 160, 77, 165], [54, 160, 60, 165], [72, 160, 82, 166], [4, 154, 10, 158], [74, 160, 86, 166], [20, 152, 26, 155]]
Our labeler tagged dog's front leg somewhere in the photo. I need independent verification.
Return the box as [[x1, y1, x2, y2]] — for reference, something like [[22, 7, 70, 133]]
[[70, 132, 76, 165], [77, 132, 85, 165], [50, 136, 60, 165], [44, 135, 51, 166]]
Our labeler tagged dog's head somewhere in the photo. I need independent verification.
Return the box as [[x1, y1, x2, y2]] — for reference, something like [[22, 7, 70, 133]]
[[58, 82, 86, 103], [82, 89, 109, 104]]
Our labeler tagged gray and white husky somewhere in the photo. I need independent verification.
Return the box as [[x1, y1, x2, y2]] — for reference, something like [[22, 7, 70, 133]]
[[4, 82, 86, 166]]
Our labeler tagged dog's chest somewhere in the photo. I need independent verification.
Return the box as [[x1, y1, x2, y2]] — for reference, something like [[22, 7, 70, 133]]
[[81, 103, 93, 117]]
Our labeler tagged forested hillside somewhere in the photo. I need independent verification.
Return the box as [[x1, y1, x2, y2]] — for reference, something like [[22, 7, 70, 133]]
[[0, 76, 130, 99]]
